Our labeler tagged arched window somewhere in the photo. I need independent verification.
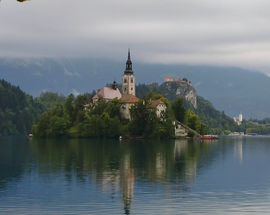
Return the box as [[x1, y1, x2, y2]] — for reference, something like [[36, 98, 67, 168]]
[[124, 79, 127, 83], [131, 78, 133, 83]]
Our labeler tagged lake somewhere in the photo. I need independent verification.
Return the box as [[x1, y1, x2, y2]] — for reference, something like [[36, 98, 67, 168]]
[[1, 136, 270, 214]]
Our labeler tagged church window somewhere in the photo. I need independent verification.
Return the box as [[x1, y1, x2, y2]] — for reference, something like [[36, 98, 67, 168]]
[[131, 78, 133, 83], [124, 79, 127, 83], [131, 87, 133, 91]]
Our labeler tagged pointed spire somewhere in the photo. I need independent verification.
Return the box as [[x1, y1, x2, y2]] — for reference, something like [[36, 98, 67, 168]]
[[124, 48, 133, 74], [128, 48, 131, 60]]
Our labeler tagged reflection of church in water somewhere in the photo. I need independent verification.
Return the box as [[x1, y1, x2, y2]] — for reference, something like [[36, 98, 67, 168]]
[[120, 154, 135, 215], [98, 151, 134, 215], [97, 139, 201, 215]]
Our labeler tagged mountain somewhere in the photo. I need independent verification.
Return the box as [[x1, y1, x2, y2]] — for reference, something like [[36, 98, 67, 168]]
[[0, 79, 44, 135], [1, 58, 270, 119]]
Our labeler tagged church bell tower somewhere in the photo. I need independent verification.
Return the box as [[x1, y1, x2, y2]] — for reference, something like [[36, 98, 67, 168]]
[[122, 49, 136, 96]]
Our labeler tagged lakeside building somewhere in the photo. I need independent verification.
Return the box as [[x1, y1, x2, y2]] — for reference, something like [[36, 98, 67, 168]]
[[234, 113, 243, 125]]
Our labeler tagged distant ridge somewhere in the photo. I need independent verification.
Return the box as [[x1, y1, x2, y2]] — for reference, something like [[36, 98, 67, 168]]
[[1, 58, 270, 119]]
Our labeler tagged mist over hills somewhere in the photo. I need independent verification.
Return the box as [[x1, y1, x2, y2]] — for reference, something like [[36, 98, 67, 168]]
[[0, 58, 269, 119]]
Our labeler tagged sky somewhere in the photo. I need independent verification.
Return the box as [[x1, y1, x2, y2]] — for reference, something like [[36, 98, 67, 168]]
[[1, 0, 270, 73]]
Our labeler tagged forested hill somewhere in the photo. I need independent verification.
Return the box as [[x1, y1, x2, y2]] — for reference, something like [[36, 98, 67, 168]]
[[136, 83, 237, 134], [0, 80, 44, 135]]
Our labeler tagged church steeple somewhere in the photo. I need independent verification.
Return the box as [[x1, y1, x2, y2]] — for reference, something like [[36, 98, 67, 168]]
[[122, 49, 136, 96], [125, 49, 133, 74]]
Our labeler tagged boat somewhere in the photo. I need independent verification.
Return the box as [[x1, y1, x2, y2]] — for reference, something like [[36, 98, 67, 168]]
[[201, 135, 219, 140]]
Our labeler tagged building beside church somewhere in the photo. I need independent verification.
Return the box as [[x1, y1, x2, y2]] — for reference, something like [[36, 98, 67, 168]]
[[149, 99, 167, 118], [92, 81, 122, 102], [120, 94, 139, 120]]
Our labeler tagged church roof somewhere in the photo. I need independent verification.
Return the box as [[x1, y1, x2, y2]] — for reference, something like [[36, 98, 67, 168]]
[[93, 87, 122, 100], [120, 94, 139, 103]]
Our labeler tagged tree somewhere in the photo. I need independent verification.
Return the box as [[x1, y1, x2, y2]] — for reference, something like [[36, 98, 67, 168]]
[[172, 97, 186, 123], [129, 99, 158, 137]]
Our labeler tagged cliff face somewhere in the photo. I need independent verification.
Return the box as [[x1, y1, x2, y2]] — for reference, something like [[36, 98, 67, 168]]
[[159, 81, 197, 109]]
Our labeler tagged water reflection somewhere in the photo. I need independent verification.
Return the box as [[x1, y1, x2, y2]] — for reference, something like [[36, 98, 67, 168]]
[[232, 138, 243, 163], [0, 136, 32, 190], [2, 136, 270, 214], [121, 153, 134, 214], [26, 138, 217, 214]]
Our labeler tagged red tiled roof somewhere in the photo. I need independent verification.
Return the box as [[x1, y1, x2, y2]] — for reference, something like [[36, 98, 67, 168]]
[[120, 94, 139, 103]]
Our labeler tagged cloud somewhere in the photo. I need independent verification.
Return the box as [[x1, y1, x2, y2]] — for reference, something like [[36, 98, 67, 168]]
[[1, 0, 270, 73]]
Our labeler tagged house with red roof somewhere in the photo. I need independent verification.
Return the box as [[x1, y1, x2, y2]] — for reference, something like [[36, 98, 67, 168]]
[[164, 76, 173, 82]]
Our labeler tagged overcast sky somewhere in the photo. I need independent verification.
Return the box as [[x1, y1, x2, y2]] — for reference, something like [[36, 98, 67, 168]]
[[1, 0, 270, 73]]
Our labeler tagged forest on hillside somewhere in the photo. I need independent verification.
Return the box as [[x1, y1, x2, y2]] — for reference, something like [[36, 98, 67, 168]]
[[0, 79, 44, 135]]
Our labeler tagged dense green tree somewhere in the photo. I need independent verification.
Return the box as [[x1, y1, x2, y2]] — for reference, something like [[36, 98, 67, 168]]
[[35, 92, 65, 111], [172, 97, 186, 123], [0, 79, 44, 135], [129, 99, 174, 138]]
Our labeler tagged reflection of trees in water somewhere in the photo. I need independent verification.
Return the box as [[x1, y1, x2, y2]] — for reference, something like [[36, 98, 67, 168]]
[[0, 136, 32, 191], [2, 136, 268, 213], [29, 138, 219, 214]]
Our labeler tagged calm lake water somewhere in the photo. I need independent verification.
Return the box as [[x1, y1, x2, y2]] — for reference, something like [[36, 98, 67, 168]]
[[1, 136, 270, 214]]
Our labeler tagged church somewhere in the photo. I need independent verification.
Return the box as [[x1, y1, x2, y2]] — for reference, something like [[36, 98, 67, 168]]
[[92, 50, 166, 120], [92, 50, 139, 119]]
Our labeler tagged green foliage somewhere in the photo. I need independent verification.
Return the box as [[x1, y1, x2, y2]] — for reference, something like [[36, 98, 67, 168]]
[[129, 99, 174, 139], [0, 79, 44, 135], [136, 83, 159, 98], [80, 112, 122, 138], [237, 120, 270, 135], [195, 96, 237, 134], [33, 93, 174, 139], [35, 92, 65, 111], [33, 95, 124, 138], [183, 110, 209, 135], [172, 97, 186, 123]]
